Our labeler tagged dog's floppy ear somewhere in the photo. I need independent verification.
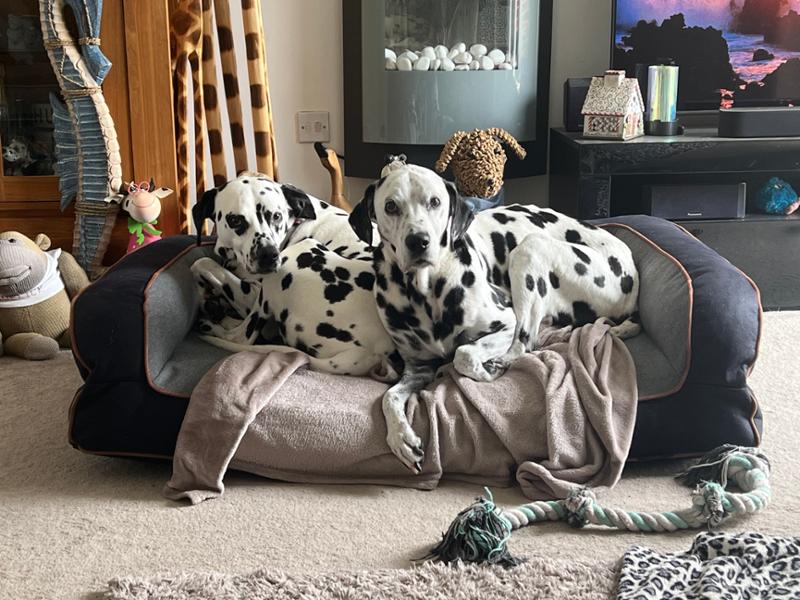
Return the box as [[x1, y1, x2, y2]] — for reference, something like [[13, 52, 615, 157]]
[[281, 183, 316, 220], [446, 179, 473, 245], [192, 187, 218, 246], [348, 183, 376, 246]]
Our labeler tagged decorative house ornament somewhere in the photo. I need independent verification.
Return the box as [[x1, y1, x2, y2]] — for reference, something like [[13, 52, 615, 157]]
[[581, 70, 645, 141], [39, 0, 123, 277]]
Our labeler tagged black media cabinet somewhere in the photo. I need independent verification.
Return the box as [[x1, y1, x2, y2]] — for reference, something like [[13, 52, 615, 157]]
[[549, 127, 800, 310]]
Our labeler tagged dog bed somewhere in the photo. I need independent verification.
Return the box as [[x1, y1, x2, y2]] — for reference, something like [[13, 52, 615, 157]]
[[69, 215, 762, 460]]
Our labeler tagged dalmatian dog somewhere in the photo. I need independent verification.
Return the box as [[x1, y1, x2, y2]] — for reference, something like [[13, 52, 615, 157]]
[[191, 172, 374, 325], [348, 164, 640, 471], [193, 238, 398, 379]]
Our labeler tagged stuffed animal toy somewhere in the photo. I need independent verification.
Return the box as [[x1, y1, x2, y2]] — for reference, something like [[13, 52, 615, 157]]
[[381, 153, 407, 177], [2, 137, 35, 176], [435, 127, 527, 201], [107, 179, 173, 252], [756, 177, 800, 215], [0, 232, 89, 360]]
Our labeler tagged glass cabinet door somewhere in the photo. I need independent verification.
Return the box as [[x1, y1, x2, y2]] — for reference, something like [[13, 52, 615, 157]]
[[0, 0, 60, 201]]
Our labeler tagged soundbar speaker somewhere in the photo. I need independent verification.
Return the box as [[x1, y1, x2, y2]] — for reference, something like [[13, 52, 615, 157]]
[[643, 183, 746, 220], [718, 107, 800, 138]]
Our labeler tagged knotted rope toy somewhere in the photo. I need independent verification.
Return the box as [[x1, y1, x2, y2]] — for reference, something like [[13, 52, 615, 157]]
[[423, 445, 771, 567]]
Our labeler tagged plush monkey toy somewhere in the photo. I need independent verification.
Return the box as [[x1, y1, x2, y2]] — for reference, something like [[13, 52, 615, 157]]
[[0, 232, 89, 360], [435, 127, 527, 200]]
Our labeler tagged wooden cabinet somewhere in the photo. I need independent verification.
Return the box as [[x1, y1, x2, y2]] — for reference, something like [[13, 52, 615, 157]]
[[0, 0, 178, 265]]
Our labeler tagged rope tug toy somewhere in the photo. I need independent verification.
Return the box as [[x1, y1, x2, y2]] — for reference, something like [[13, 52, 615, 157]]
[[423, 445, 771, 567]]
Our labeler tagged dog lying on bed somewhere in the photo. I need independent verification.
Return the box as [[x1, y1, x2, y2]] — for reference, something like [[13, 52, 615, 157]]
[[193, 238, 398, 379], [348, 164, 641, 471], [191, 172, 375, 328]]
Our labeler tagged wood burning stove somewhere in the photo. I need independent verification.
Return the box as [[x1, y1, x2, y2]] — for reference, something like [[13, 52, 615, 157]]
[[343, 0, 552, 179]]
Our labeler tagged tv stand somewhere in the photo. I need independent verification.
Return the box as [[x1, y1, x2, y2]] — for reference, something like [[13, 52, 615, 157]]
[[549, 127, 800, 310]]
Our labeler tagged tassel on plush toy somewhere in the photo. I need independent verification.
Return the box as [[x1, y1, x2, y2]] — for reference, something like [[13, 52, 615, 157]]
[[106, 180, 173, 253]]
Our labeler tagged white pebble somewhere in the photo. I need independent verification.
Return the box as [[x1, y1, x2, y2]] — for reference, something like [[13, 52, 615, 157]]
[[385, 57, 397, 70], [435, 45, 449, 59], [498, 62, 513, 70], [397, 57, 413, 71], [452, 42, 466, 54], [469, 60, 480, 70], [431, 58, 442, 71], [421, 46, 435, 60], [454, 51, 472, 64], [440, 57, 455, 71], [480, 56, 494, 70], [385, 48, 397, 61], [470, 43, 488, 58], [448, 47, 460, 60], [455, 64, 470, 71], [414, 56, 431, 71], [399, 50, 418, 63], [488, 48, 505, 65]]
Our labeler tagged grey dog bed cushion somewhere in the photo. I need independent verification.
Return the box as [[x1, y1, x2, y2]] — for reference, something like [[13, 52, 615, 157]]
[[69, 215, 762, 460]]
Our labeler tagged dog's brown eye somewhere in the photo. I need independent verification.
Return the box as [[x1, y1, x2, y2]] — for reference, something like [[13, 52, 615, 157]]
[[385, 200, 399, 215], [430, 197, 441, 208], [272, 212, 282, 223]]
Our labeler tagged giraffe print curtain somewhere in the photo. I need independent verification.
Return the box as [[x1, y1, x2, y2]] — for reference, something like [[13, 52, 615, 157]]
[[170, 0, 279, 233]]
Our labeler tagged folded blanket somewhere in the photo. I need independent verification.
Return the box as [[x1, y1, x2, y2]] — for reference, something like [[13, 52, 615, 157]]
[[164, 321, 638, 504], [617, 532, 800, 599]]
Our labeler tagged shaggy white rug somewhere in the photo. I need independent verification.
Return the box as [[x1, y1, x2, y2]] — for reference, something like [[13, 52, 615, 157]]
[[105, 559, 617, 600], [0, 312, 797, 600]]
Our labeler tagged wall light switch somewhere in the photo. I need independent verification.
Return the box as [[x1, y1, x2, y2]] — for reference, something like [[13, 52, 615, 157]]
[[296, 111, 330, 143]]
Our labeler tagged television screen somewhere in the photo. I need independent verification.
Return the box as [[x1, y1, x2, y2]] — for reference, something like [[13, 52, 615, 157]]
[[613, 0, 800, 110]]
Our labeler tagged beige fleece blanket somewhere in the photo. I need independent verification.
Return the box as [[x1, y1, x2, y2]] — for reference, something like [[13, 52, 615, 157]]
[[164, 322, 638, 504]]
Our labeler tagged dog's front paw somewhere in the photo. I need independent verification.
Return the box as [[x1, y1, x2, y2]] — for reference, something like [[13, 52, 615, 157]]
[[386, 422, 425, 474], [453, 347, 496, 382], [191, 258, 226, 294]]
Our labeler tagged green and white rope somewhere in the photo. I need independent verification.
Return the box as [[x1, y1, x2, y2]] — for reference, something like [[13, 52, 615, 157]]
[[423, 445, 771, 566]]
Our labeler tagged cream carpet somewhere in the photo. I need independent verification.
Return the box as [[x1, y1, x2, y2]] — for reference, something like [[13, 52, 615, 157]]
[[1, 312, 798, 600]]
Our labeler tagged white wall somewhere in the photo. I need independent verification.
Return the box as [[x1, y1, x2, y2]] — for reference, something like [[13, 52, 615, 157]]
[[262, 0, 611, 206]]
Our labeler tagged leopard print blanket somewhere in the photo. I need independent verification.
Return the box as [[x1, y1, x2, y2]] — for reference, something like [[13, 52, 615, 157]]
[[617, 532, 800, 599]]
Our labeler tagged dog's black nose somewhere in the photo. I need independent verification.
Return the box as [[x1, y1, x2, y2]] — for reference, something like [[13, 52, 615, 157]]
[[255, 246, 279, 273], [405, 233, 430, 257]]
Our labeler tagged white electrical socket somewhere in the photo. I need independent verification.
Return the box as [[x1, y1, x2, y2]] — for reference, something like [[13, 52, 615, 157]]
[[296, 111, 330, 143]]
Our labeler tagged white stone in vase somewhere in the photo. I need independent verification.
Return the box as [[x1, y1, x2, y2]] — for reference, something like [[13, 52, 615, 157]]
[[455, 64, 470, 71], [385, 48, 397, 61], [415, 56, 431, 71], [469, 43, 487, 58], [447, 47, 459, 60], [431, 58, 442, 71], [454, 51, 472, 64], [421, 46, 436, 60], [498, 62, 513, 70], [435, 45, 449, 59], [453, 42, 466, 53], [385, 57, 398, 70], [440, 57, 455, 71], [488, 48, 505, 65], [469, 59, 480, 70], [480, 56, 495, 70], [399, 50, 418, 63], [397, 57, 413, 71]]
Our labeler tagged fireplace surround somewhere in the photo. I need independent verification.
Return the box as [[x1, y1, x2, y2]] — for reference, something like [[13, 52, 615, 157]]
[[343, 0, 552, 179]]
